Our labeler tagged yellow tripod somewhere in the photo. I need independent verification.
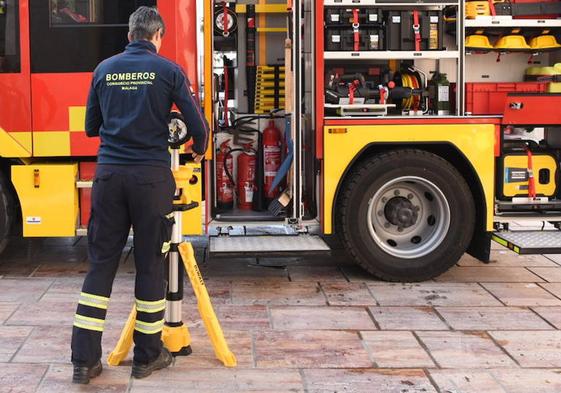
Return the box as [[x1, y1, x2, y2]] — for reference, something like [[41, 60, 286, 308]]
[[108, 147, 236, 368]]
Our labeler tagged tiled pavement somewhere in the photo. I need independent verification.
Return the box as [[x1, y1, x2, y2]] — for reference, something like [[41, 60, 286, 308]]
[[2, 237, 561, 392]]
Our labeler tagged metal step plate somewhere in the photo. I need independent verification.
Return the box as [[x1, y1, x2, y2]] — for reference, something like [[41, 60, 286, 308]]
[[209, 235, 331, 256], [492, 231, 561, 254]]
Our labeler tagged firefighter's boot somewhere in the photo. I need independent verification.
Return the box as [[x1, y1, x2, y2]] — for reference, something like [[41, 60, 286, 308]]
[[72, 360, 103, 384], [131, 347, 173, 379]]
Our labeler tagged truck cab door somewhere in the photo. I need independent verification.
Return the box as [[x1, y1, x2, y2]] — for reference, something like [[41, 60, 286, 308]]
[[0, 0, 32, 157]]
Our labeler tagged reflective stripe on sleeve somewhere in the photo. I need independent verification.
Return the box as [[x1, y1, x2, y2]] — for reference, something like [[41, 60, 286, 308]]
[[134, 319, 165, 335], [135, 298, 166, 313], [74, 314, 105, 332]]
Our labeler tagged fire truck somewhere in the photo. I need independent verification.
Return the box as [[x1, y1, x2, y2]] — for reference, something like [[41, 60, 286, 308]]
[[1, 0, 561, 281]]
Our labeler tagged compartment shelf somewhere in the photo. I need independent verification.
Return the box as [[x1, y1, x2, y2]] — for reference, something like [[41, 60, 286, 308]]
[[323, 0, 457, 6], [324, 50, 460, 60], [466, 17, 561, 28]]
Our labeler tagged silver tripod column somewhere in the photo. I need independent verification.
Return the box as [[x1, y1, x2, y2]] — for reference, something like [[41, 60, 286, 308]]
[[165, 148, 185, 327]]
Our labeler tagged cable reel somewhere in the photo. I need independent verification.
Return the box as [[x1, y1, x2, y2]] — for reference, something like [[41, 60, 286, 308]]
[[395, 71, 423, 111]]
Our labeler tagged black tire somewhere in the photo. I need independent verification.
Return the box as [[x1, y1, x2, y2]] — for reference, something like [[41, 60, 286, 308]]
[[0, 172, 15, 255], [338, 149, 475, 282]]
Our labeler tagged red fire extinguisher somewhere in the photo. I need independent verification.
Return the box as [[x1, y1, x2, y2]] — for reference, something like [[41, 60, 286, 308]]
[[263, 120, 282, 200], [237, 144, 256, 210], [216, 140, 234, 210]]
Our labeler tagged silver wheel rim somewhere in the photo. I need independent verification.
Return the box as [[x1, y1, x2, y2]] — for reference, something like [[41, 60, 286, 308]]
[[367, 176, 451, 259]]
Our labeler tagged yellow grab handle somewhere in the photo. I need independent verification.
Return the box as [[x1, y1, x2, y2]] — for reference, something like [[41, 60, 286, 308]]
[[178, 242, 237, 367], [107, 306, 136, 366]]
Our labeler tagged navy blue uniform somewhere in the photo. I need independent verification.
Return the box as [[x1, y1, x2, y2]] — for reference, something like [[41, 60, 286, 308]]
[[71, 40, 208, 367], [85, 40, 209, 165]]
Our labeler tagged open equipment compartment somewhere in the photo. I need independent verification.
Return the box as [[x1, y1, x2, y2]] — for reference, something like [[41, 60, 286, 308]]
[[320, 0, 461, 119], [208, 1, 318, 225]]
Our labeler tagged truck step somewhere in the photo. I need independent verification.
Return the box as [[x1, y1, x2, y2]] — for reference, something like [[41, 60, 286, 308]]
[[209, 235, 330, 257], [492, 231, 561, 254]]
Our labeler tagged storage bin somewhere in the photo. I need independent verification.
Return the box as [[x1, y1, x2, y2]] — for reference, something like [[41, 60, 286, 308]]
[[385, 10, 444, 51], [465, 82, 549, 115]]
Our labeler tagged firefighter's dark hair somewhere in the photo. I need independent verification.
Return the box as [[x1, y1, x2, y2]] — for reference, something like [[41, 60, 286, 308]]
[[128, 6, 165, 41]]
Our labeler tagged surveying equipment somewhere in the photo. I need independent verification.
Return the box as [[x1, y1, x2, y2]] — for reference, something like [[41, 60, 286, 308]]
[[108, 115, 237, 368]]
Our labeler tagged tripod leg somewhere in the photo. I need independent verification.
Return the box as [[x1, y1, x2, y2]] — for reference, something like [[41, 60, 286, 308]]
[[107, 305, 136, 366], [178, 242, 237, 367]]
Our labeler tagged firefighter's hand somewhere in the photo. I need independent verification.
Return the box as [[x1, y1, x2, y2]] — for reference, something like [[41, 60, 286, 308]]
[[192, 153, 204, 163]]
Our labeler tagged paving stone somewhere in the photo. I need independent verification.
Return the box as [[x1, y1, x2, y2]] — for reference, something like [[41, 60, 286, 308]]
[[12, 325, 120, 364], [254, 330, 372, 368], [287, 265, 347, 282], [36, 364, 130, 393], [31, 246, 88, 264], [303, 369, 437, 393], [361, 331, 434, 368], [435, 266, 543, 283], [270, 306, 376, 330], [430, 369, 561, 393], [490, 331, 561, 367], [0, 261, 41, 277], [170, 329, 254, 369], [416, 331, 516, 368], [429, 369, 506, 393], [436, 306, 553, 330], [182, 304, 271, 331], [369, 306, 449, 330], [0, 278, 53, 303], [0, 302, 20, 323], [320, 282, 377, 306], [232, 282, 326, 306], [529, 268, 561, 282], [6, 299, 132, 328], [130, 368, 303, 392], [544, 254, 561, 265], [482, 283, 561, 306], [540, 283, 561, 299], [32, 261, 90, 277], [182, 281, 233, 305], [6, 301, 75, 327], [0, 326, 34, 361], [44, 277, 135, 298], [368, 283, 502, 306], [0, 363, 48, 393], [201, 259, 289, 281], [532, 307, 561, 329], [339, 265, 381, 282], [459, 251, 558, 267]]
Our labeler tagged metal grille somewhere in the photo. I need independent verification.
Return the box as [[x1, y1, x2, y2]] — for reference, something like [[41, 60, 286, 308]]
[[210, 235, 330, 253]]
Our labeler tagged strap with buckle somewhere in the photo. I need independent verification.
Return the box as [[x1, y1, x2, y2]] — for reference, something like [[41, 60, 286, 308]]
[[352, 8, 360, 52], [413, 10, 421, 52]]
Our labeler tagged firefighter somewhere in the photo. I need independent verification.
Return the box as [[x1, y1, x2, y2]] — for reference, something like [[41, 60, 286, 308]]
[[70, 6, 208, 384]]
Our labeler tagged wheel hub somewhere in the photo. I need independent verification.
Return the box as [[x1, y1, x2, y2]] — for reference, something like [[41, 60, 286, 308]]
[[384, 197, 418, 228]]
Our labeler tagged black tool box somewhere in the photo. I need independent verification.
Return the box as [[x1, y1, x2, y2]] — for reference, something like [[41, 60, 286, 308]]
[[385, 10, 444, 51], [326, 28, 385, 51], [325, 8, 384, 27], [325, 7, 385, 51]]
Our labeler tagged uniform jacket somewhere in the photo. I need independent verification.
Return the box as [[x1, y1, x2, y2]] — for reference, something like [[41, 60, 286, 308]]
[[85, 40, 209, 167]]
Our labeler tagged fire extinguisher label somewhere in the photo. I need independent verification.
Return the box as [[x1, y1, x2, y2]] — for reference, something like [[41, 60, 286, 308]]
[[264, 146, 281, 177], [244, 184, 254, 203]]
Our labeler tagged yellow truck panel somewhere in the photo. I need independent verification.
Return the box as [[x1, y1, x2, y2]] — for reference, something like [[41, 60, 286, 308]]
[[323, 123, 496, 234], [12, 164, 79, 237]]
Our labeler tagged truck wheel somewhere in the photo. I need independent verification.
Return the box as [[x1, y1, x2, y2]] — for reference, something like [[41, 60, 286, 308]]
[[0, 172, 15, 255], [338, 150, 475, 282]]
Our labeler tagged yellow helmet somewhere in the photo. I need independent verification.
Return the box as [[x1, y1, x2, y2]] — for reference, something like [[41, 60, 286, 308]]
[[529, 35, 561, 51], [466, 35, 493, 51], [494, 35, 531, 51]]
